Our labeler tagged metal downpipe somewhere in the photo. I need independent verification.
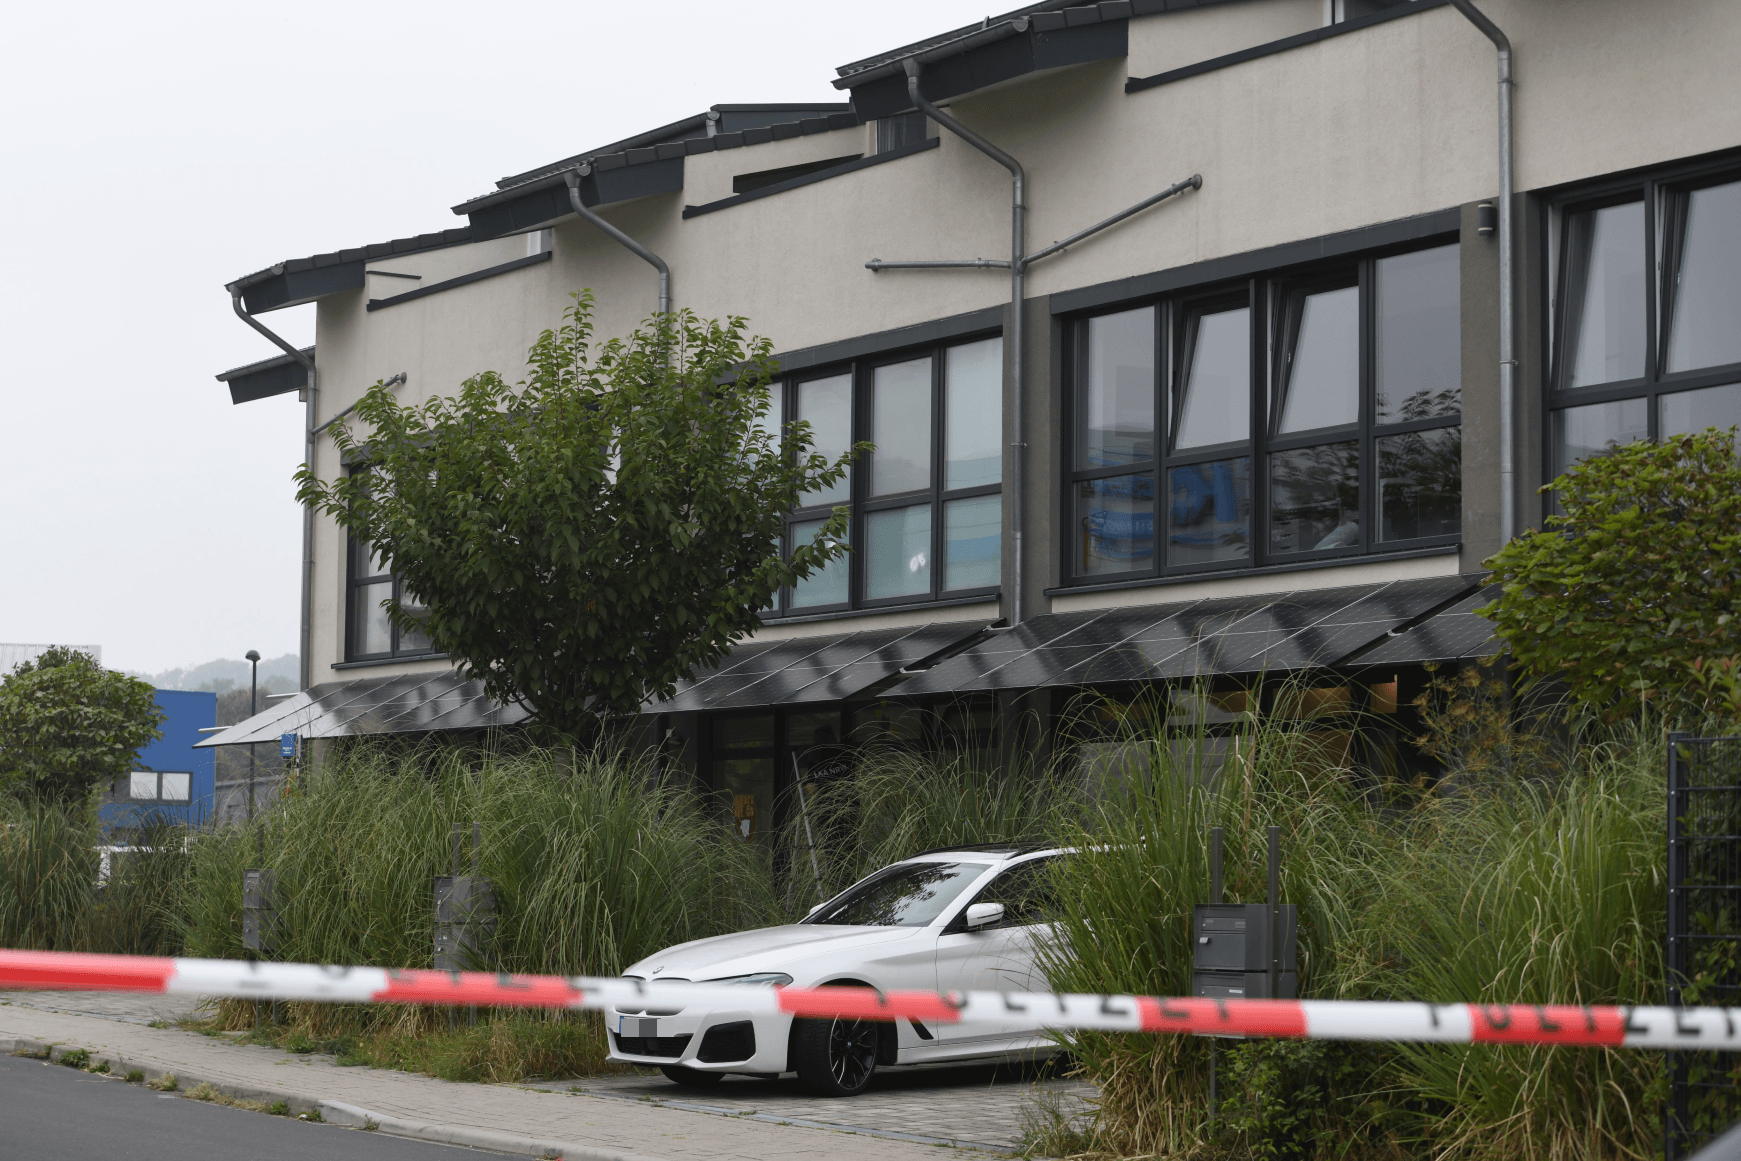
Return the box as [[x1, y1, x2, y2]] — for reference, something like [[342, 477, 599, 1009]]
[[564, 170, 671, 317], [1450, 0, 1516, 546], [229, 287, 317, 691], [903, 58, 1027, 625]]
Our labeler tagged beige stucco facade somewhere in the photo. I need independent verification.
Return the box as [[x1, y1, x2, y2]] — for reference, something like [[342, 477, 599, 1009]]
[[271, 0, 1740, 687]]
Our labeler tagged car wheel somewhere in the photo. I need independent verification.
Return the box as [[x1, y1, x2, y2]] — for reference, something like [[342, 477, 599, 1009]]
[[659, 1064, 724, 1089], [792, 1015, 878, 1096]]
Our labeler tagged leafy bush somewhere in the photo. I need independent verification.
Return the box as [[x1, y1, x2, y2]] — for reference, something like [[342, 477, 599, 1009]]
[[1481, 427, 1741, 723], [0, 647, 163, 803]]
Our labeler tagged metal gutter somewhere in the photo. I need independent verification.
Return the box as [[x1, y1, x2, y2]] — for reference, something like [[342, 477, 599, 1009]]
[[1449, 0, 1515, 545], [868, 57, 1199, 626], [226, 285, 317, 691], [563, 169, 671, 316]]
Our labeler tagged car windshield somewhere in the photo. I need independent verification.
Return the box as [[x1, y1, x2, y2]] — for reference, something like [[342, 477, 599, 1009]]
[[806, 861, 991, 927]]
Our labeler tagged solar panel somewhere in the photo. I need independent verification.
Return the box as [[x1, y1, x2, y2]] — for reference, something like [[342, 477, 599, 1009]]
[[894, 574, 1486, 695], [1357, 585, 1503, 665]]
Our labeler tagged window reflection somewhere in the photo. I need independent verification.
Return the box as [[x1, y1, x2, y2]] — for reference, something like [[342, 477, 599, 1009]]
[[946, 339, 1002, 487], [789, 517, 849, 607], [871, 358, 932, 495], [866, 505, 931, 598], [1376, 243, 1461, 422], [1564, 201, 1647, 387], [1667, 180, 1741, 373], [944, 494, 1000, 591], [1175, 306, 1250, 449], [1269, 442, 1359, 553], [1276, 285, 1359, 433], [797, 374, 852, 505], [1077, 474, 1154, 574], [1661, 383, 1741, 438], [1552, 397, 1649, 479], [808, 861, 990, 927], [1377, 427, 1461, 541], [1167, 459, 1250, 566], [356, 582, 393, 655], [1077, 308, 1154, 469]]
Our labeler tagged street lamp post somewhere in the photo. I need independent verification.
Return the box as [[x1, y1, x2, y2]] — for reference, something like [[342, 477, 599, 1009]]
[[245, 650, 260, 827]]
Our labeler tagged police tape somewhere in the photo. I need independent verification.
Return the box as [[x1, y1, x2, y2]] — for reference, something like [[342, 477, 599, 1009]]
[[2, 948, 1734, 1050]]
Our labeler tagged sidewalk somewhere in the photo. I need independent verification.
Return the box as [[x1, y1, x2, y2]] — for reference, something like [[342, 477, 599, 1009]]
[[0, 992, 1084, 1160]]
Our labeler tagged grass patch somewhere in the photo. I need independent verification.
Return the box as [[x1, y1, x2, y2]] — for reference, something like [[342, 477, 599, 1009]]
[[147, 1073, 178, 1092], [124, 1068, 144, 1083], [192, 1003, 623, 1084], [56, 1048, 89, 1070]]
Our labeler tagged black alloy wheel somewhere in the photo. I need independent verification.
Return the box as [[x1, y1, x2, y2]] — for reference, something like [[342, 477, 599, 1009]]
[[792, 1014, 879, 1096]]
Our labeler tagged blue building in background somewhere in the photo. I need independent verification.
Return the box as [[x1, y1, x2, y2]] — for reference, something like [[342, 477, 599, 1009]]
[[99, 689, 217, 831]]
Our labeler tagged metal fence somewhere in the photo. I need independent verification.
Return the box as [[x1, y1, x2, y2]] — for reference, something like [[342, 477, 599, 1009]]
[[1667, 733, 1741, 1159]]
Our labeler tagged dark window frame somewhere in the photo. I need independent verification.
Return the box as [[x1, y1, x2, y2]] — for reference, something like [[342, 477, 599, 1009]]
[[342, 469, 440, 664], [1543, 152, 1741, 517], [1060, 236, 1462, 588], [770, 329, 1005, 619]]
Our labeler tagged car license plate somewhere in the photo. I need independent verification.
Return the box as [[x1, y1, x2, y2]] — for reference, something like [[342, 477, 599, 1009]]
[[618, 1016, 658, 1038]]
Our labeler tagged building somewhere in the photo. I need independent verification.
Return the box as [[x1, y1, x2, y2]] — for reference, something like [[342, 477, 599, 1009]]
[[202, 0, 1741, 824], [100, 689, 217, 831]]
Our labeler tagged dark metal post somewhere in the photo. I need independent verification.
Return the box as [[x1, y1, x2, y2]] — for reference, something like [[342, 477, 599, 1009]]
[[1668, 731, 1691, 1160], [1210, 827, 1223, 906], [245, 650, 260, 829], [1267, 826, 1280, 1003]]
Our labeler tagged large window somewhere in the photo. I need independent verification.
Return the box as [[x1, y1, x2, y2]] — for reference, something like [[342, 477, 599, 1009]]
[[768, 334, 1004, 617], [1066, 241, 1461, 583], [1549, 161, 1741, 488], [346, 535, 436, 662]]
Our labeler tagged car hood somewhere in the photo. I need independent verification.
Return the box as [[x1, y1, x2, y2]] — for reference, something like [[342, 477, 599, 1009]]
[[625, 923, 924, 982]]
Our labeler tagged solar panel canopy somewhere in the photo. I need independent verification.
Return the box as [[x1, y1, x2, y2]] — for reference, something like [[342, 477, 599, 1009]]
[[196, 671, 529, 748], [649, 620, 990, 714], [894, 575, 1485, 696]]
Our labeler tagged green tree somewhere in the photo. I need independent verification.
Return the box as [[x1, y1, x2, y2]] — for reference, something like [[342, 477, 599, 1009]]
[[296, 293, 858, 738], [0, 647, 164, 804], [1480, 427, 1741, 722]]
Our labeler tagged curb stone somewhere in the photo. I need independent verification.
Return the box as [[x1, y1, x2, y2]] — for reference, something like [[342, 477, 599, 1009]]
[[2, 1035, 670, 1161], [321, 1100, 671, 1161]]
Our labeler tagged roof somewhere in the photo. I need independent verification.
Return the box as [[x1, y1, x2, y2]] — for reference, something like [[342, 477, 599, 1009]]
[[451, 104, 865, 237], [227, 226, 474, 314]]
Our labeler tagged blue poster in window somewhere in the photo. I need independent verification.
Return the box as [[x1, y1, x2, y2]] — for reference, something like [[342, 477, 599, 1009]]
[[280, 733, 298, 759]]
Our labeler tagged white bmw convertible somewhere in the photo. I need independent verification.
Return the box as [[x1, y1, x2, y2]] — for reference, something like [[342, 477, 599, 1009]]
[[607, 843, 1072, 1095]]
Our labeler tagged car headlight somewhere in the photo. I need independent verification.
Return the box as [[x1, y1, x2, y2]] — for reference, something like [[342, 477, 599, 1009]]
[[704, 972, 793, 987]]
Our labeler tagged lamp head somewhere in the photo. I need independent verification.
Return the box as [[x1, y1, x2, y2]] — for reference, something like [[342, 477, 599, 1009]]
[[245, 650, 261, 663]]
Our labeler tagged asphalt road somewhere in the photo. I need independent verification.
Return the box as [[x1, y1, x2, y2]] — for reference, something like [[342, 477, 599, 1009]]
[[0, 1056, 508, 1160]]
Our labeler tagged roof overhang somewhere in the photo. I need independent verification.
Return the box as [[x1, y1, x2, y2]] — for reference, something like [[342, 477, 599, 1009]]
[[836, 7, 1128, 119], [457, 155, 687, 242], [225, 226, 474, 314], [196, 670, 528, 748], [215, 346, 313, 404]]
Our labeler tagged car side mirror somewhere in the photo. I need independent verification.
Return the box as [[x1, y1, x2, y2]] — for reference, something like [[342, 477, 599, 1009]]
[[964, 902, 1004, 930]]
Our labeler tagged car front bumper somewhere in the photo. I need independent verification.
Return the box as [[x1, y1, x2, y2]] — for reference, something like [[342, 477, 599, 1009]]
[[604, 1003, 796, 1075]]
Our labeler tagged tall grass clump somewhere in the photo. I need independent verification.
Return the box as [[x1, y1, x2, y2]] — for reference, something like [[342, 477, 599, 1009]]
[[783, 739, 1063, 911], [0, 796, 97, 950], [1039, 681, 1668, 1161], [185, 739, 774, 1079], [0, 799, 189, 954]]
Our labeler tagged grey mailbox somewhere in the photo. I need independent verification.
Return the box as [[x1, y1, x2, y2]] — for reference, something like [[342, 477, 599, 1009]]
[[1193, 903, 1297, 1000], [1191, 827, 1297, 1002]]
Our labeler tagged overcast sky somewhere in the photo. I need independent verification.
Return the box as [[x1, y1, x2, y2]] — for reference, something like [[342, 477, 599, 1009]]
[[0, 0, 1001, 676]]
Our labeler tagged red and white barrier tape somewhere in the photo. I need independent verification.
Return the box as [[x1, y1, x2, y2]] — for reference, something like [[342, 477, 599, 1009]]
[[2, 948, 1732, 1050]]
